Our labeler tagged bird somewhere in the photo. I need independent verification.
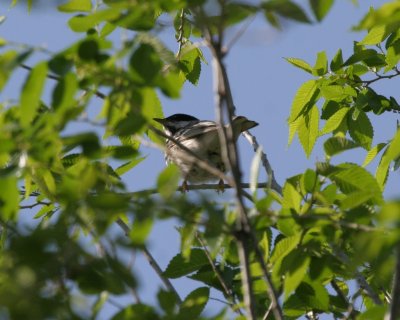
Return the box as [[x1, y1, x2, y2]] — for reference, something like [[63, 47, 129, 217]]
[[153, 113, 258, 191]]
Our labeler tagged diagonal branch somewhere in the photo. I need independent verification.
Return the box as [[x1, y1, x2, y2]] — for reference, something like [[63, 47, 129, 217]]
[[116, 218, 182, 304]]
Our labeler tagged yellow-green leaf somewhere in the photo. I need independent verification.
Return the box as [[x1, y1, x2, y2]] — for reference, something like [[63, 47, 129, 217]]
[[288, 80, 318, 123], [20, 61, 48, 127], [157, 164, 180, 199], [298, 105, 319, 158], [58, 0, 92, 12]]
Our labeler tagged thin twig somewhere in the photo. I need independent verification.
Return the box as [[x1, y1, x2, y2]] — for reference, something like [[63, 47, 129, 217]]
[[196, 233, 243, 315], [127, 182, 269, 196], [226, 14, 257, 51], [19, 201, 51, 209], [242, 131, 282, 195], [334, 248, 382, 306], [115, 218, 182, 304], [262, 302, 273, 320], [20, 64, 107, 99], [177, 9, 186, 56]]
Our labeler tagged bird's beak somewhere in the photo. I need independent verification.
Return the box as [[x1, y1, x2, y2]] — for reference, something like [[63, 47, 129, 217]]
[[153, 118, 165, 125], [242, 120, 258, 131]]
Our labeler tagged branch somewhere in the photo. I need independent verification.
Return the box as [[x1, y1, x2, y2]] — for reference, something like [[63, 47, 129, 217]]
[[389, 244, 400, 320], [204, 14, 283, 319], [128, 182, 269, 197], [242, 131, 282, 195], [115, 218, 182, 304], [334, 248, 382, 306], [361, 68, 400, 86]]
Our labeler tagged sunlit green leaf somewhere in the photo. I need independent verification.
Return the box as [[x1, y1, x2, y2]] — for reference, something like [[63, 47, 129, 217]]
[[178, 287, 209, 319], [270, 234, 301, 265], [348, 111, 373, 150], [58, 0, 92, 12], [283, 251, 310, 300], [20, 61, 48, 127], [298, 105, 319, 157], [285, 57, 313, 74], [164, 248, 209, 278], [0, 176, 19, 220], [309, 0, 334, 21], [360, 25, 389, 45], [313, 51, 328, 76], [324, 137, 359, 157], [288, 80, 319, 123], [363, 143, 387, 167], [330, 48, 343, 72], [376, 129, 400, 188], [157, 164, 180, 200], [319, 107, 349, 136]]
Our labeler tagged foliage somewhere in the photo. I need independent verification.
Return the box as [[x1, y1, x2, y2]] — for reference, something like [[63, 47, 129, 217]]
[[0, 0, 400, 319]]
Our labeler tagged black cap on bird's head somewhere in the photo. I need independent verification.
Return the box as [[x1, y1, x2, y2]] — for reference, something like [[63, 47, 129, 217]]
[[153, 113, 200, 135]]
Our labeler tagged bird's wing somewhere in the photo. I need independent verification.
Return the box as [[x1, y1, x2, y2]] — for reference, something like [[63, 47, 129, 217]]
[[176, 121, 218, 141]]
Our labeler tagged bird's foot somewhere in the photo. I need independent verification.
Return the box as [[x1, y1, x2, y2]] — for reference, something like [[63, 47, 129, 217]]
[[217, 179, 225, 193], [181, 180, 189, 193]]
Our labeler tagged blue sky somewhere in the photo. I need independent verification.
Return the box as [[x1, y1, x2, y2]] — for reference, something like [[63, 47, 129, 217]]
[[0, 1, 396, 318]]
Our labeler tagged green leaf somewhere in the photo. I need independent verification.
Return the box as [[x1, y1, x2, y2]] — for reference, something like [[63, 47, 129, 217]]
[[112, 304, 160, 320], [157, 164, 180, 200], [178, 287, 209, 319], [68, 9, 120, 32], [115, 157, 146, 176], [164, 248, 209, 279], [0, 176, 19, 220], [288, 116, 301, 146], [283, 251, 310, 300], [385, 39, 400, 72], [344, 49, 385, 67], [319, 85, 357, 101], [301, 169, 317, 194], [348, 111, 373, 150], [376, 129, 400, 188], [309, 0, 334, 21], [363, 143, 387, 167], [298, 105, 319, 158], [260, 231, 271, 261], [20, 61, 48, 127], [157, 289, 178, 316], [319, 107, 349, 136], [313, 51, 328, 76], [58, 0, 92, 12], [282, 181, 301, 212], [52, 72, 78, 117], [360, 25, 390, 45], [358, 305, 387, 320], [330, 48, 344, 72], [322, 163, 382, 202], [285, 57, 313, 74], [263, 0, 311, 23], [323, 137, 359, 157], [129, 43, 163, 85], [129, 218, 153, 245], [270, 234, 301, 265], [288, 80, 319, 123], [179, 46, 202, 85]]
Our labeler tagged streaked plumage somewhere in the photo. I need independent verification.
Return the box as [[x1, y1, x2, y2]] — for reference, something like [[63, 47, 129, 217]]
[[154, 113, 258, 184]]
